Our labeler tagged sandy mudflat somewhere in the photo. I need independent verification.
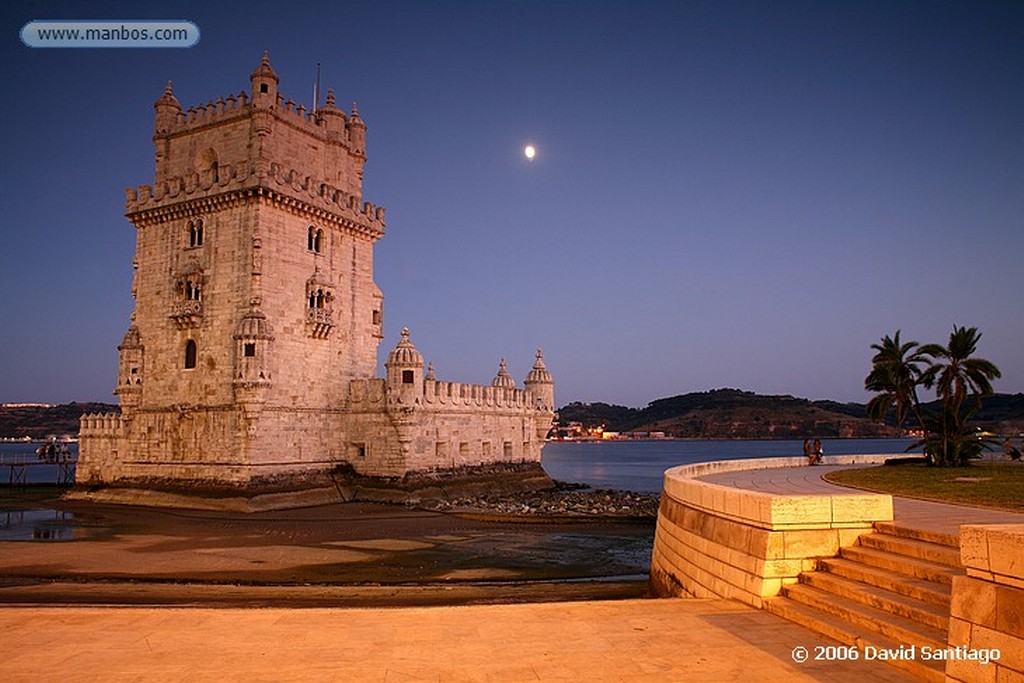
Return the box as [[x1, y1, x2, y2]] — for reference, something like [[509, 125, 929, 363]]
[[0, 494, 655, 607]]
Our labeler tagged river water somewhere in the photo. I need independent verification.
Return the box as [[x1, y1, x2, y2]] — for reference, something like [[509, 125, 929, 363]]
[[539, 438, 915, 493], [0, 438, 915, 490]]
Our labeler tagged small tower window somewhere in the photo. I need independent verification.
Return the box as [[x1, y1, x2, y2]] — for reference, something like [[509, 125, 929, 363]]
[[402, 370, 415, 384], [184, 340, 197, 369], [185, 280, 201, 301], [188, 219, 204, 248], [243, 343, 256, 358], [308, 288, 330, 310], [260, 83, 269, 94], [372, 309, 381, 325], [308, 226, 324, 253]]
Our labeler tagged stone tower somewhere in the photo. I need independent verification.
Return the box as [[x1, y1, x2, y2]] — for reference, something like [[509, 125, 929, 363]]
[[77, 54, 555, 503], [79, 53, 385, 485]]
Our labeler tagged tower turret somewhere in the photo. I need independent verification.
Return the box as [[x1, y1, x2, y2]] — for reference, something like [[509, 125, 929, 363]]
[[385, 327, 424, 407], [348, 100, 367, 158], [524, 348, 555, 411], [233, 307, 274, 389], [319, 89, 348, 138], [492, 359, 516, 389], [115, 324, 144, 412], [250, 51, 279, 109], [153, 81, 181, 135]]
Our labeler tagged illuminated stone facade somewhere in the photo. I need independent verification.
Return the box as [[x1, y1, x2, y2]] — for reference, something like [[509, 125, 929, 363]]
[[77, 54, 554, 491]]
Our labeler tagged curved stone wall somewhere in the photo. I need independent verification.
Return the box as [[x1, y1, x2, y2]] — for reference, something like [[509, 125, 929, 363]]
[[650, 455, 896, 608]]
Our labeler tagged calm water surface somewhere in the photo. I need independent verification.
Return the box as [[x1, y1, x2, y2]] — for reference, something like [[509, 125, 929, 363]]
[[540, 438, 915, 493], [1, 438, 917, 493]]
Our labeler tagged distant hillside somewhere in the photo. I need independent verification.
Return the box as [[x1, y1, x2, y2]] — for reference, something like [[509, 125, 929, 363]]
[[921, 393, 1024, 435], [558, 389, 1024, 439], [0, 403, 118, 439], [559, 389, 895, 438]]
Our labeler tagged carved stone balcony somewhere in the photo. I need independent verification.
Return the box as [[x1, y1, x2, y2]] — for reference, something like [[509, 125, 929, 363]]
[[170, 300, 203, 329], [306, 307, 333, 339]]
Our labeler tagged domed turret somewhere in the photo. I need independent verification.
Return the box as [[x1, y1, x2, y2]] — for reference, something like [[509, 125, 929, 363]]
[[119, 324, 143, 351], [386, 327, 425, 401], [233, 307, 274, 393], [320, 89, 347, 136], [386, 327, 423, 369], [234, 307, 273, 341], [492, 359, 516, 389], [524, 348, 554, 411], [154, 81, 182, 134], [250, 51, 280, 108], [115, 324, 144, 409], [348, 100, 367, 158]]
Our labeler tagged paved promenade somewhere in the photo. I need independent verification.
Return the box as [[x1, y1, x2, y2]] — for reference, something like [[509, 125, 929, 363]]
[[700, 463, 1024, 535], [6, 464, 1019, 682], [0, 599, 911, 682]]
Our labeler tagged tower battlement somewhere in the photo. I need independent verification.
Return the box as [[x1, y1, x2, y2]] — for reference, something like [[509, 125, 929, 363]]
[[125, 160, 386, 237], [158, 89, 362, 150]]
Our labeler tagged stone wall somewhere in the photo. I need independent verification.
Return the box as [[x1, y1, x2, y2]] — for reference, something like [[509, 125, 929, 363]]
[[649, 455, 895, 608], [947, 524, 1024, 683]]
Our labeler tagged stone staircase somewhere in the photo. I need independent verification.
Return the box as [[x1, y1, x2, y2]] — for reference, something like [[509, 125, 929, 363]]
[[765, 522, 963, 682]]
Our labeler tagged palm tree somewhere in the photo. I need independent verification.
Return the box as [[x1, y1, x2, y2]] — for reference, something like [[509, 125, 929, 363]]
[[919, 326, 1002, 466], [864, 330, 929, 435]]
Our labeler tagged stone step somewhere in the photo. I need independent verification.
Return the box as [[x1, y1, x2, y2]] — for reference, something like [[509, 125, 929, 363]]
[[799, 571, 949, 631], [873, 522, 959, 550], [818, 557, 951, 608], [764, 597, 945, 683], [839, 545, 961, 586], [858, 533, 962, 569], [780, 583, 948, 653]]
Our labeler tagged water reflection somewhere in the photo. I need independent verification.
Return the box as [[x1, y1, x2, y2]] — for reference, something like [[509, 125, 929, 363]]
[[0, 509, 79, 542]]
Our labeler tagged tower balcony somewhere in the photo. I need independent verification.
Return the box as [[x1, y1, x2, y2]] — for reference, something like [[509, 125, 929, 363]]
[[170, 300, 203, 329], [306, 307, 334, 339]]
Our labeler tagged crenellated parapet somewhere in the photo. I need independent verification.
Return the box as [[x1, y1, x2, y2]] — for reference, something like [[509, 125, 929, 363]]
[[154, 56, 364, 154], [124, 160, 386, 236], [125, 160, 257, 212], [79, 412, 125, 436], [170, 90, 251, 130], [262, 162, 386, 233], [422, 380, 532, 411]]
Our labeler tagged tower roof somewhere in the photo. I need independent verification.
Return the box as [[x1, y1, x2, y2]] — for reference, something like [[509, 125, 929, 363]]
[[525, 348, 553, 384], [492, 359, 516, 389], [349, 100, 366, 127], [386, 327, 423, 368], [250, 51, 280, 84], [154, 81, 181, 110], [234, 307, 274, 340], [118, 324, 143, 350]]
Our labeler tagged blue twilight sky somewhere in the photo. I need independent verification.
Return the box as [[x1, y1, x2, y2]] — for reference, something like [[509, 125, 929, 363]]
[[1, 1, 1021, 408]]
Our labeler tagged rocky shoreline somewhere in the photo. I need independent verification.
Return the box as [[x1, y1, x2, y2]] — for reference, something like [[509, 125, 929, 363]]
[[420, 484, 660, 520]]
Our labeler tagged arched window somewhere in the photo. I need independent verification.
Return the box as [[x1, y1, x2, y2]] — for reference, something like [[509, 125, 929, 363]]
[[185, 280, 201, 301], [184, 340, 197, 369], [188, 219, 204, 248], [308, 226, 323, 253], [308, 288, 330, 310]]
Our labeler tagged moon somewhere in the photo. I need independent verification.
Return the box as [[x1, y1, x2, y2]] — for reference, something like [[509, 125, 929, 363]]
[[524, 144, 536, 161]]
